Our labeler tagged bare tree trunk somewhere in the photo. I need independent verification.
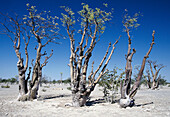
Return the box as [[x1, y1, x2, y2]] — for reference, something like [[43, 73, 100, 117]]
[[155, 75, 161, 89], [17, 59, 27, 100], [70, 40, 119, 107], [151, 69, 162, 89], [17, 66, 31, 101], [146, 70, 151, 88], [147, 60, 165, 90], [61, 5, 118, 106], [121, 28, 136, 99], [29, 65, 42, 99], [119, 30, 155, 108]]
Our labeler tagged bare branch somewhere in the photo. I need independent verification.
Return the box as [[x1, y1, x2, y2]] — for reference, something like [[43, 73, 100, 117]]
[[94, 39, 119, 84], [41, 49, 53, 68], [88, 61, 94, 85], [31, 59, 34, 67], [129, 30, 155, 98], [91, 42, 111, 80]]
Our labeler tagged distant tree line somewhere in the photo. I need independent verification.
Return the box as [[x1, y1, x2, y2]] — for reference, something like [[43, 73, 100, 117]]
[[0, 77, 18, 84], [0, 2, 169, 108]]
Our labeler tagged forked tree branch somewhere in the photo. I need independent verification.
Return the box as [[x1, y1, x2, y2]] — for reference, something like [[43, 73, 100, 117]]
[[41, 49, 53, 68], [94, 38, 119, 84], [129, 30, 155, 98], [91, 42, 111, 81]]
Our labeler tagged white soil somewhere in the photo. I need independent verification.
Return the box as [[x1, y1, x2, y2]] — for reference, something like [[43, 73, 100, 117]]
[[0, 84, 170, 117]]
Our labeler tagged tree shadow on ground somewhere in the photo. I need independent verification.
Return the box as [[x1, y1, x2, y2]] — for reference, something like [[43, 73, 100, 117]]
[[37, 94, 71, 101], [86, 98, 105, 106], [135, 102, 154, 107]]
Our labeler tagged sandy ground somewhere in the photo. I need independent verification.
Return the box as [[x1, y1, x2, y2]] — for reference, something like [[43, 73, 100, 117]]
[[0, 83, 170, 117]]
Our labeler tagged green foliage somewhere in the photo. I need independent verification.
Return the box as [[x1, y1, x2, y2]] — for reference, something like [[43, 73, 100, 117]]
[[44, 86, 50, 88], [0, 78, 17, 84], [24, 3, 60, 42], [1, 85, 10, 88], [99, 66, 125, 103], [158, 77, 167, 86], [67, 87, 71, 91], [42, 89, 47, 92], [41, 75, 49, 84], [62, 78, 71, 84], [61, 3, 113, 34], [9, 78, 17, 84], [56, 78, 71, 84], [52, 80, 56, 84], [122, 9, 141, 31], [60, 6, 75, 27]]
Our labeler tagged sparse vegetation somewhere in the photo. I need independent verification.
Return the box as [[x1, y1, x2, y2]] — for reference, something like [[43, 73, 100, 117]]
[[99, 66, 124, 103], [0, 1, 168, 113], [1, 85, 10, 88], [0, 78, 17, 84], [42, 89, 47, 92]]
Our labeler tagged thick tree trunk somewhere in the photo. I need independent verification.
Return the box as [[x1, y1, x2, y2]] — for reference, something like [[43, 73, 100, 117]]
[[119, 30, 155, 108], [17, 59, 28, 101], [72, 83, 93, 107], [29, 62, 42, 100], [72, 91, 89, 107]]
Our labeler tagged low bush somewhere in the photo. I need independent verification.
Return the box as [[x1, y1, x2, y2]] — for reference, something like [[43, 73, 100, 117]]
[[1, 85, 10, 88]]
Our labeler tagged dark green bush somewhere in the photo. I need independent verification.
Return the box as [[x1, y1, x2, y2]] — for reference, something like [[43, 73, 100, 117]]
[[1, 85, 10, 88]]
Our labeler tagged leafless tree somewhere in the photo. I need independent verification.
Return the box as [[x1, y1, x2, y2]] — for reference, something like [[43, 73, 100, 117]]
[[61, 4, 119, 107], [147, 60, 165, 89]]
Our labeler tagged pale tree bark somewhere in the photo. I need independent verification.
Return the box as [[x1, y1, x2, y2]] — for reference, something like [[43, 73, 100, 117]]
[[1, 4, 59, 101], [28, 34, 53, 100], [155, 75, 161, 89], [119, 30, 155, 108], [66, 20, 119, 107], [0, 13, 31, 101], [121, 27, 136, 99], [17, 4, 59, 101], [61, 4, 117, 106], [147, 60, 165, 89]]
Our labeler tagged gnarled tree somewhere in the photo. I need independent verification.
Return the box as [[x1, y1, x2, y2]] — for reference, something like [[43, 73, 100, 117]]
[[0, 13, 31, 100], [147, 60, 165, 89], [61, 3, 119, 107], [119, 11, 155, 108], [0, 3, 60, 101], [18, 4, 60, 101]]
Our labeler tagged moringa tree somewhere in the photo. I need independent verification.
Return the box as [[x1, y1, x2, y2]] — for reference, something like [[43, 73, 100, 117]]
[[119, 11, 155, 108], [18, 3, 60, 101], [147, 60, 165, 89], [0, 3, 60, 101], [61, 3, 119, 107], [0, 12, 31, 100]]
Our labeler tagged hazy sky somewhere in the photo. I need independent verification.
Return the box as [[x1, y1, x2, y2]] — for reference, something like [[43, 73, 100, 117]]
[[0, 0, 170, 82]]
